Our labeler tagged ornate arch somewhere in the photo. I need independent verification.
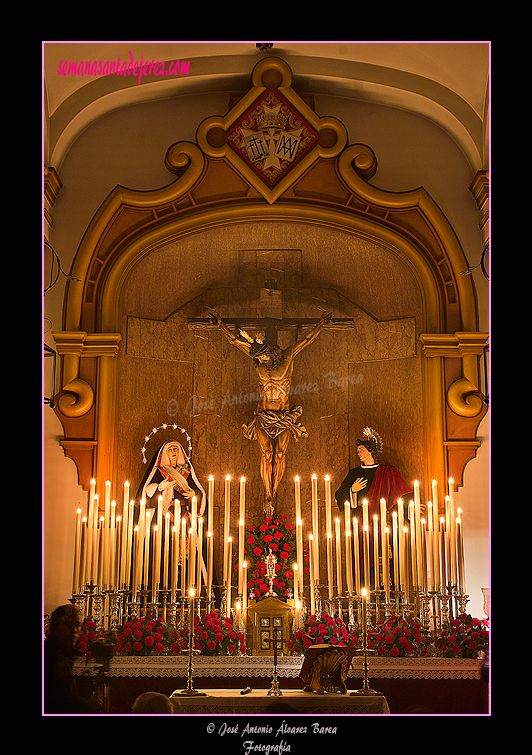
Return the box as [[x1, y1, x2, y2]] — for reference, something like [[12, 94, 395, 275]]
[[52, 57, 487, 492]]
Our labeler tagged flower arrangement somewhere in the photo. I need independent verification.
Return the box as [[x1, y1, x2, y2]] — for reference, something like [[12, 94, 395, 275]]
[[240, 514, 305, 601], [76, 618, 105, 659], [435, 613, 489, 658], [288, 613, 356, 655], [367, 615, 432, 657], [115, 614, 171, 656], [171, 610, 246, 656]]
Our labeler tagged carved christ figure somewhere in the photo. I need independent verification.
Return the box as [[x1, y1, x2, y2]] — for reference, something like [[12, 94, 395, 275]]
[[209, 310, 333, 515]]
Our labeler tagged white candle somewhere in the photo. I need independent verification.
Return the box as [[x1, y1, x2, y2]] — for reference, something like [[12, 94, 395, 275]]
[[190, 497, 198, 589], [362, 498, 369, 531], [207, 531, 213, 603], [293, 562, 299, 607], [325, 475, 332, 534], [208, 475, 214, 530], [397, 499, 405, 589], [335, 517, 343, 596], [239, 476, 246, 522]]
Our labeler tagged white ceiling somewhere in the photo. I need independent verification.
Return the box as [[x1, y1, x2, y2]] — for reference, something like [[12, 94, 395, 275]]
[[43, 41, 490, 170]]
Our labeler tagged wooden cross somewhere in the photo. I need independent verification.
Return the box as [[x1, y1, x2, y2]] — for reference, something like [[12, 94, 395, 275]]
[[188, 316, 353, 345]]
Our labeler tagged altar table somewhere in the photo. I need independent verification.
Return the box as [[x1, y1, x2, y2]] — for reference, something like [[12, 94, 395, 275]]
[[170, 688, 390, 715], [74, 655, 488, 715]]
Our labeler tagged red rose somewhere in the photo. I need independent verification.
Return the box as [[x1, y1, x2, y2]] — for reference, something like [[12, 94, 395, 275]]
[[155, 643, 164, 653], [208, 640, 216, 650], [133, 642, 143, 652], [279, 551, 288, 559], [200, 631, 208, 640], [264, 534, 273, 542], [247, 537, 256, 544], [274, 532, 283, 539], [253, 547, 262, 556], [145, 636, 154, 646], [390, 647, 400, 657], [385, 634, 394, 644], [259, 524, 268, 531]]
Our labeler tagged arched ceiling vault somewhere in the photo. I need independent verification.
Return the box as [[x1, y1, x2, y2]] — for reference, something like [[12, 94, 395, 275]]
[[43, 42, 489, 173]]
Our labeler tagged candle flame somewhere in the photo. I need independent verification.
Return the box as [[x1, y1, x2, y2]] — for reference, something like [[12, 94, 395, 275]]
[[361, 587, 367, 597], [325, 474, 330, 480], [295, 475, 300, 482], [209, 475, 214, 480], [76, 508, 82, 514], [293, 563, 299, 570], [225, 475, 231, 481]]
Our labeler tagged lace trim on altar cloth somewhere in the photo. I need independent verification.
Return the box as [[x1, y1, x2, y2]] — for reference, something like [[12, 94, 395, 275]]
[[74, 655, 482, 680]]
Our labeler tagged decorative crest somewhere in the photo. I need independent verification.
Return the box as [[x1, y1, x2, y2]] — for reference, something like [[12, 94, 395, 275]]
[[141, 423, 192, 464]]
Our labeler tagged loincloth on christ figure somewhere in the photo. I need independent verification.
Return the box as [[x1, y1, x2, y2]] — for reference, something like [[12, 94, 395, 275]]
[[242, 406, 308, 441]]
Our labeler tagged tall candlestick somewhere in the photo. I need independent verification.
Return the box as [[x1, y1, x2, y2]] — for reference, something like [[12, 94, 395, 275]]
[[86, 483, 96, 585], [242, 560, 248, 614], [408, 502, 417, 587], [427, 502, 434, 590], [439, 517, 447, 590], [238, 518, 245, 598], [90, 495, 100, 584], [206, 531, 213, 603], [456, 509, 465, 593], [383, 527, 391, 602], [143, 510, 152, 589], [308, 534, 315, 615], [152, 525, 160, 596], [109, 500, 116, 589], [373, 514, 380, 590], [224, 476, 231, 586], [344, 502, 354, 593], [180, 518, 187, 597], [353, 517, 361, 596], [132, 525, 140, 596], [73, 508, 82, 594], [392, 511, 399, 591], [326, 531, 333, 598], [225, 536, 233, 618], [296, 517, 303, 595], [311, 474, 319, 582], [397, 500, 405, 589], [103, 481, 111, 587], [335, 518, 343, 596], [363, 524, 370, 591], [196, 516, 203, 598], [163, 512, 171, 590], [171, 524, 179, 596]]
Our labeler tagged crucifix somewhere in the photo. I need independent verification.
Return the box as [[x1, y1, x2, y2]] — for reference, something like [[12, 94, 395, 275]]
[[266, 626, 287, 697], [189, 298, 353, 517]]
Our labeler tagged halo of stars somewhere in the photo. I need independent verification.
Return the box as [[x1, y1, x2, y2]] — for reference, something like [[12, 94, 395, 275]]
[[141, 423, 192, 464]]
